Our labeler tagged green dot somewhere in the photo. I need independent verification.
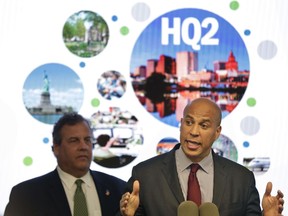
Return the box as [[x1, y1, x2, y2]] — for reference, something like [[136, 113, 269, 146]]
[[91, 98, 100, 107], [230, 1, 239, 10], [23, 156, 33, 166], [247, 98, 256, 107], [120, 26, 129, 35]]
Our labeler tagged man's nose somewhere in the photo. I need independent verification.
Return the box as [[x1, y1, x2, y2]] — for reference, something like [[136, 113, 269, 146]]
[[189, 125, 200, 136], [78, 139, 90, 149]]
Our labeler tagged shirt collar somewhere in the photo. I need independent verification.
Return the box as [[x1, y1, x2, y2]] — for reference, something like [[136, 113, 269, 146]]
[[56, 166, 93, 189], [176, 146, 213, 173]]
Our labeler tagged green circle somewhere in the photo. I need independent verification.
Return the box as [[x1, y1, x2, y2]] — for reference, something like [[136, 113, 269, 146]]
[[91, 98, 100, 107], [120, 26, 129, 35], [230, 1, 239, 10], [23, 156, 33, 166], [247, 98, 256, 107]]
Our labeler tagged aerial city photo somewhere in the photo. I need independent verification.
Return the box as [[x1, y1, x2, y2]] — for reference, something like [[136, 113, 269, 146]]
[[129, 8, 250, 127]]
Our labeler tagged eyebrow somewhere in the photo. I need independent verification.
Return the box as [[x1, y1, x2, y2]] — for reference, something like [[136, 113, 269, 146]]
[[67, 136, 92, 140], [185, 115, 212, 123]]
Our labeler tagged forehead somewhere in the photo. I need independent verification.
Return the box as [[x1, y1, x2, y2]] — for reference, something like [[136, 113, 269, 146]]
[[184, 110, 214, 123], [184, 101, 218, 122]]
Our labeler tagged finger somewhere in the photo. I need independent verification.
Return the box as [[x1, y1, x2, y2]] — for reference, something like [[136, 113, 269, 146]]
[[122, 192, 130, 199], [120, 193, 130, 206], [278, 205, 284, 214], [122, 192, 128, 198], [132, 180, 140, 196], [265, 181, 272, 196], [120, 207, 127, 215], [276, 190, 284, 199]]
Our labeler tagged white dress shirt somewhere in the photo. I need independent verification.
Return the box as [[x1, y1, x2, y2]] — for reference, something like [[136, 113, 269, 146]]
[[57, 166, 102, 216]]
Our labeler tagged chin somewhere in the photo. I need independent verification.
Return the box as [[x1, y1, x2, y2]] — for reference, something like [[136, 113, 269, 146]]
[[77, 162, 90, 169]]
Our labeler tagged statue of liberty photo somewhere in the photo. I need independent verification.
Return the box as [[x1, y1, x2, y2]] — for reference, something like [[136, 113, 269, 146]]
[[43, 71, 50, 93]]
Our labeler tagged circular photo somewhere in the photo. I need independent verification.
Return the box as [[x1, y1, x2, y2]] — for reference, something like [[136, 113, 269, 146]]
[[157, 137, 178, 154], [97, 70, 127, 100], [212, 134, 238, 162], [63, 10, 109, 58], [22, 63, 84, 124], [90, 107, 143, 168], [243, 157, 270, 175], [130, 8, 250, 127]]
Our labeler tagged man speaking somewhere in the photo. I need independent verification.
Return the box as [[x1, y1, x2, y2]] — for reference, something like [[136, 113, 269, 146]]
[[120, 98, 284, 216]]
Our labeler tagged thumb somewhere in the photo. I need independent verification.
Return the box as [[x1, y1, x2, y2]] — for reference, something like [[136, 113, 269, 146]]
[[265, 181, 272, 196], [132, 180, 140, 196]]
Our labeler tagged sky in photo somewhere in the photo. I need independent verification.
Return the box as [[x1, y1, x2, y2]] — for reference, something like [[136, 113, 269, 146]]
[[130, 8, 249, 72]]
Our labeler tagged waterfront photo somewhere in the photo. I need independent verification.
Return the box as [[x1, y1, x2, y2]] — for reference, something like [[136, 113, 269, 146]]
[[130, 8, 250, 127], [22, 63, 84, 124]]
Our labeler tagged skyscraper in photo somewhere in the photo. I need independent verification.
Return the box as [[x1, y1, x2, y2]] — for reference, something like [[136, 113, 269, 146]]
[[176, 51, 198, 79]]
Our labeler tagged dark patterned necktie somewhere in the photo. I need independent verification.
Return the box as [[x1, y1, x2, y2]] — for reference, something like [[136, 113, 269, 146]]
[[187, 163, 201, 206], [74, 179, 88, 216]]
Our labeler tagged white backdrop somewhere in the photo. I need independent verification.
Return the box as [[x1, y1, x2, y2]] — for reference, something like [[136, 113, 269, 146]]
[[0, 0, 287, 215]]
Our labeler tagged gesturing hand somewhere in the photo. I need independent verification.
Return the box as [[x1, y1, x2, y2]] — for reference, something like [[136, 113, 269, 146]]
[[120, 180, 140, 216], [262, 182, 284, 216]]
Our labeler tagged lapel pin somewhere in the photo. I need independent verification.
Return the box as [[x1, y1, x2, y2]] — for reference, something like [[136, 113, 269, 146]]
[[105, 190, 110, 196]]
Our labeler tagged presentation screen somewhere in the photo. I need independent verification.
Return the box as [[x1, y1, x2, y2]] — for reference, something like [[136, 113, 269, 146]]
[[0, 0, 287, 214]]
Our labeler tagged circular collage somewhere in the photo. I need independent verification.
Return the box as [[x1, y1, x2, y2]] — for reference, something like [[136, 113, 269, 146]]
[[21, 5, 270, 172]]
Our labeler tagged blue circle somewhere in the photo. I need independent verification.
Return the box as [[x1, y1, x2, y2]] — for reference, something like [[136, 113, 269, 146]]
[[243, 141, 249, 147], [43, 137, 49, 144], [244, 29, 251, 36], [130, 8, 250, 128], [112, 15, 118, 22], [79, 62, 86, 68], [22, 63, 84, 124]]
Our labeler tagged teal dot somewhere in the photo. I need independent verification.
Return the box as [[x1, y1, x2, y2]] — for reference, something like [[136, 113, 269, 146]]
[[91, 98, 100, 107], [243, 141, 250, 148], [43, 137, 49, 144], [230, 1, 239, 10], [247, 98, 256, 107], [23, 156, 33, 166], [120, 26, 129, 35]]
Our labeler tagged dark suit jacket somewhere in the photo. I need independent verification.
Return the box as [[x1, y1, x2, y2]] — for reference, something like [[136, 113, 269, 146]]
[[4, 169, 126, 216], [127, 144, 262, 216]]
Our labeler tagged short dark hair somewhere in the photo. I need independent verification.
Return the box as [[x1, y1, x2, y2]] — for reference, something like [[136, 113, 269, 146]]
[[97, 134, 111, 147], [52, 112, 91, 145]]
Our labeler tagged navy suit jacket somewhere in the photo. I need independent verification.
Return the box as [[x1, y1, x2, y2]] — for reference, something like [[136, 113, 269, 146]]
[[4, 169, 126, 216], [127, 144, 262, 216]]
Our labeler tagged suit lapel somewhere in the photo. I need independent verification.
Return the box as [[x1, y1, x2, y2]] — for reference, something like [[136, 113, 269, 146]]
[[90, 171, 114, 216], [47, 170, 72, 216], [160, 146, 229, 207], [212, 153, 227, 207], [161, 144, 185, 204]]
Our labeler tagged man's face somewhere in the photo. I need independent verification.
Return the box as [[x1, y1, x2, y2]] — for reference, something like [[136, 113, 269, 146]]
[[53, 121, 93, 178], [180, 100, 221, 162]]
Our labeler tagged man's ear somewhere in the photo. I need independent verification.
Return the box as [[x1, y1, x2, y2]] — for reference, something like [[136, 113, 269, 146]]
[[180, 118, 183, 130], [52, 143, 59, 156], [215, 125, 222, 139]]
